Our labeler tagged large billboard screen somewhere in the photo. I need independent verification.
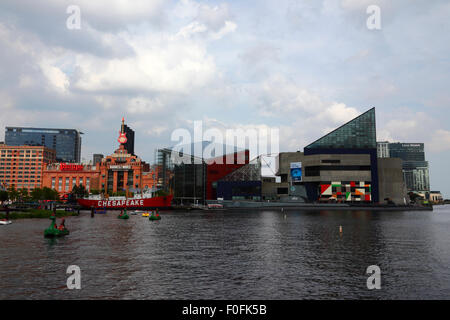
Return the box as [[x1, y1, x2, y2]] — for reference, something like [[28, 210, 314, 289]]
[[290, 162, 302, 182]]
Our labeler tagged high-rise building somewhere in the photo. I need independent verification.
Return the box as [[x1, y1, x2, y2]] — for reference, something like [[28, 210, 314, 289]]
[[122, 124, 135, 156], [93, 154, 104, 166], [376, 142, 430, 192], [377, 141, 390, 158], [5, 127, 82, 163], [0, 145, 56, 190]]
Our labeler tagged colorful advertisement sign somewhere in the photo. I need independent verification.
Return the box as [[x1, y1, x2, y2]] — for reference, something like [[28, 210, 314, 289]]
[[290, 162, 302, 182]]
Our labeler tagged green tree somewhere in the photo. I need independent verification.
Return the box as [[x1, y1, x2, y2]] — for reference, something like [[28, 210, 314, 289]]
[[71, 185, 88, 199], [90, 189, 100, 195], [0, 190, 9, 203], [7, 185, 19, 202], [18, 188, 30, 202], [42, 187, 60, 200], [31, 188, 44, 201]]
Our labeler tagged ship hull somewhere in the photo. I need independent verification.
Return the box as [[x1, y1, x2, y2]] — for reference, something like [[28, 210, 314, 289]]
[[77, 195, 173, 209]]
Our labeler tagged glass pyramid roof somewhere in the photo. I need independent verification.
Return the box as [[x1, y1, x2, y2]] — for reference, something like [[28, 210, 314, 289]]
[[305, 107, 376, 150]]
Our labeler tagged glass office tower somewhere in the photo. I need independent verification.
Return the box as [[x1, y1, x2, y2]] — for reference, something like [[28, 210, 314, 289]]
[[5, 127, 82, 163], [388, 143, 429, 191]]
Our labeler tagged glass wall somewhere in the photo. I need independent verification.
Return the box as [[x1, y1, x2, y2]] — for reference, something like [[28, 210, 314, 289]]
[[305, 108, 376, 150]]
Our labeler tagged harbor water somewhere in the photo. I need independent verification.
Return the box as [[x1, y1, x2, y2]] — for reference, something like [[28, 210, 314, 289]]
[[1, 205, 450, 299]]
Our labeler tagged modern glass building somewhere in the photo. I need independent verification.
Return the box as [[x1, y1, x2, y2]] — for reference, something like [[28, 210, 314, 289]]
[[5, 127, 82, 163], [389, 143, 425, 161], [172, 157, 207, 205], [303, 108, 380, 202], [305, 108, 377, 150], [376, 142, 429, 192]]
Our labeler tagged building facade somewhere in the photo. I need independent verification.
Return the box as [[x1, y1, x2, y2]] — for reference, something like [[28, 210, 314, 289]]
[[377, 141, 430, 192], [377, 141, 390, 158], [93, 154, 104, 166], [123, 124, 135, 155], [42, 163, 100, 194], [5, 127, 82, 163], [302, 107, 379, 202], [205, 150, 249, 200], [0, 145, 56, 190]]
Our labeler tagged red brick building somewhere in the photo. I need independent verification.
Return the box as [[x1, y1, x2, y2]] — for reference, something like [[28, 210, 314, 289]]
[[42, 163, 100, 195], [0, 145, 56, 190]]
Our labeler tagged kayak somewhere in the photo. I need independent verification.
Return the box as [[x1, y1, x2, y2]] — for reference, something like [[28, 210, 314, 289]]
[[0, 220, 12, 225]]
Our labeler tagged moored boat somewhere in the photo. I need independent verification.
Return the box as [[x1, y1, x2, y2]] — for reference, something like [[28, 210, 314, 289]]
[[0, 219, 12, 225], [77, 194, 173, 210]]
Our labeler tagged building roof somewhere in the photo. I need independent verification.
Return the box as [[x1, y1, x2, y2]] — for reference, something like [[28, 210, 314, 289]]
[[305, 107, 376, 150]]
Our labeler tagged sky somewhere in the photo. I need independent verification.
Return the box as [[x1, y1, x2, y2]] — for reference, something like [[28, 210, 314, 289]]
[[0, 0, 449, 197]]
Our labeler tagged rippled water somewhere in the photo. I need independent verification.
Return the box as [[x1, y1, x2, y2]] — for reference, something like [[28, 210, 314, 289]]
[[1, 206, 450, 299]]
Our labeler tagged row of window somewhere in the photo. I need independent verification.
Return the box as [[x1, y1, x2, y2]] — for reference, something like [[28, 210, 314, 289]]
[[51, 177, 90, 192]]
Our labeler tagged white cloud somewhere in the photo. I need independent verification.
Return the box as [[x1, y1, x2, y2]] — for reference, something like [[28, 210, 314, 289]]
[[40, 63, 70, 92], [72, 31, 217, 93], [126, 97, 165, 114], [429, 129, 450, 152]]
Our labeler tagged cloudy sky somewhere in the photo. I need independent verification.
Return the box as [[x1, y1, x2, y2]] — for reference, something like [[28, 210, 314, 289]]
[[0, 0, 449, 196]]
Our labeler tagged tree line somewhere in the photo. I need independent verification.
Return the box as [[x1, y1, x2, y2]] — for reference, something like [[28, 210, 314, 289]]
[[0, 184, 90, 204]]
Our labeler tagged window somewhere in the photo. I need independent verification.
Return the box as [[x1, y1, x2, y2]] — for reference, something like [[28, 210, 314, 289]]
[[321, 159, 341, 164]]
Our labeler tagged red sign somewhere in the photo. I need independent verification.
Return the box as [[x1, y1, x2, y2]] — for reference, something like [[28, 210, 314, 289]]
[[118, 132, 127, 144], [60, 163, 84, 171]]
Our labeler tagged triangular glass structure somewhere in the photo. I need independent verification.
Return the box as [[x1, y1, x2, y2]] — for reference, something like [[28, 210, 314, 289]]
[[220, 157, 262, 181], [305, 107, 376, 150]]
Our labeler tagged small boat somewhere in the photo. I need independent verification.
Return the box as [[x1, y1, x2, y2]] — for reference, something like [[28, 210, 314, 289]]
[[142, 212, 150, 217], [118, 209, 129, 219], [0, 219, 12, 225], [95, 208, 107, 214], [130, 210, 144, 215], [44, 216, 69, 237], [149, 214, 161, 221]]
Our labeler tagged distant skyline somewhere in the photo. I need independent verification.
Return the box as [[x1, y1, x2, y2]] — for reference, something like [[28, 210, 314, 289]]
[[0, 0, 449, 196]]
